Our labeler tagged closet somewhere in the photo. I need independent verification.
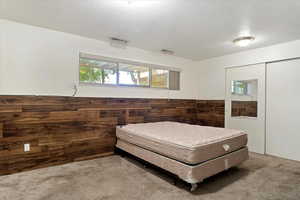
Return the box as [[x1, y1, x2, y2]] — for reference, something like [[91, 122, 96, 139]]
[[225, 59, 300, 161], [266, 59, 300, 161], [225, 64, 266, 154]]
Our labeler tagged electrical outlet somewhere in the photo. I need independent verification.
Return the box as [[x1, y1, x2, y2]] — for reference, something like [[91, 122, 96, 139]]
[[24, 143, 30, 152]]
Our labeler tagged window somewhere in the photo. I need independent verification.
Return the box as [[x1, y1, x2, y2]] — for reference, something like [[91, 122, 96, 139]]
[[79, 57, 117, 85], [79, 53, 180, 90], [119, 63, 150, 86], [151, 69, 169, 88]]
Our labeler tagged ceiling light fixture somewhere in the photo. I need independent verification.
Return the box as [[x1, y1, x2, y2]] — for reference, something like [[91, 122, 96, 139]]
[[233, 36, 255, 47]]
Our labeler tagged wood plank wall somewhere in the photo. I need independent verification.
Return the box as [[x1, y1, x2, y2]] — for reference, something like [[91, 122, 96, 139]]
[[196, 100, 225, 128], [1, 95, 222, 175]]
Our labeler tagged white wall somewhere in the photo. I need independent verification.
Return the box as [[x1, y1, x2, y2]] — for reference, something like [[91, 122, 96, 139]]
[[0, 20, 199, 99], [3, 19, 300, 101], [197, 40, 300, 100], [0, 20, 4, 89]]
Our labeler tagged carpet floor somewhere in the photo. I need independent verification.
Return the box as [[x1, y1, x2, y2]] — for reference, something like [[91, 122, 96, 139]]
[[0, 153, 300, 200]]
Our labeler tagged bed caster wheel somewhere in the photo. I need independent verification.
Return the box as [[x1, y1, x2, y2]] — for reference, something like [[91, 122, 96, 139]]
[[190, 183, 198, 192]]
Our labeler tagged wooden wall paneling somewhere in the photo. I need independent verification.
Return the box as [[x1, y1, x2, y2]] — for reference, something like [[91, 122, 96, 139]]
[[0, 123, 3, 138], [0, 95, 224, 175], [0, 105, 22, 113], [196, 100, 225, 127]]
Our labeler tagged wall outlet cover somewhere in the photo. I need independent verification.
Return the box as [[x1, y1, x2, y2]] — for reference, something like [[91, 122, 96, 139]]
[[24, 144, 30, 152]]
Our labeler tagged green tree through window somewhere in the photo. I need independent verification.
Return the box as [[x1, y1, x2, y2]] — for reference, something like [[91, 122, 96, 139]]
[[80, 58, 117, 84]]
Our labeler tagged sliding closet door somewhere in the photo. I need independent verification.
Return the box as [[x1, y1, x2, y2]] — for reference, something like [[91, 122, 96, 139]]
[[225, 64, 266, 154], [266, 59, 300, 161]]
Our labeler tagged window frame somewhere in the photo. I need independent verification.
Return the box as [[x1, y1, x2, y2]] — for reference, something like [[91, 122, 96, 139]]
[[79, 52, 181, 90]]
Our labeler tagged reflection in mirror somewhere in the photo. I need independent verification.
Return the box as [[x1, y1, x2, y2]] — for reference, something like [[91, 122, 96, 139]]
[[231, 79, 258, 117]]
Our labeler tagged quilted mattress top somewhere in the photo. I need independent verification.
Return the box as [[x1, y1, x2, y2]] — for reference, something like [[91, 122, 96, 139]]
[[119, 122, 246, 149]]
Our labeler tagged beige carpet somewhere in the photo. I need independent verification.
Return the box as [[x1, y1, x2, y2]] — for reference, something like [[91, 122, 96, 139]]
[[0, 153, 300, 200]]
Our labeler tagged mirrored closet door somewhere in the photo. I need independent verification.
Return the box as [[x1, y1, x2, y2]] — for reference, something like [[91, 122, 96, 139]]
[[225, 64, 266, 154]]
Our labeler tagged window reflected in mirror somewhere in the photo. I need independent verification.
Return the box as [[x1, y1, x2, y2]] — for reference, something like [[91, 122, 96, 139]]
[[231, 79, 258, 118]]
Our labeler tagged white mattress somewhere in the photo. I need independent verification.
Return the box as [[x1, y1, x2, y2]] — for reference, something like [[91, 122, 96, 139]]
[[116, 122, 247, 164], [119, 122, 245, 150]]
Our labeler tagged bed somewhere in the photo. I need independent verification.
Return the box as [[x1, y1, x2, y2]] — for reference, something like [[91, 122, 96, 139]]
[[116, 122, 249, 191]]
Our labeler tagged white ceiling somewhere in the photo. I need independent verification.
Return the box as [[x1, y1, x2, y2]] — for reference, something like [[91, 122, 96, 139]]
[[1, 0, 300, 60]]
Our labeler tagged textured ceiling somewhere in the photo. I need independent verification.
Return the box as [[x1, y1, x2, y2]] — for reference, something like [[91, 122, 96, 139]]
[[1, 0, 300, 60]]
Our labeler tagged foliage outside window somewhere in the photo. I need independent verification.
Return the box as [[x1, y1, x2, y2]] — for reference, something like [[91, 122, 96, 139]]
[[151, 69, 169, 88], [231, 81, 248, 95], [79, 54, 180, 90], [80, 58, 117, 84]]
